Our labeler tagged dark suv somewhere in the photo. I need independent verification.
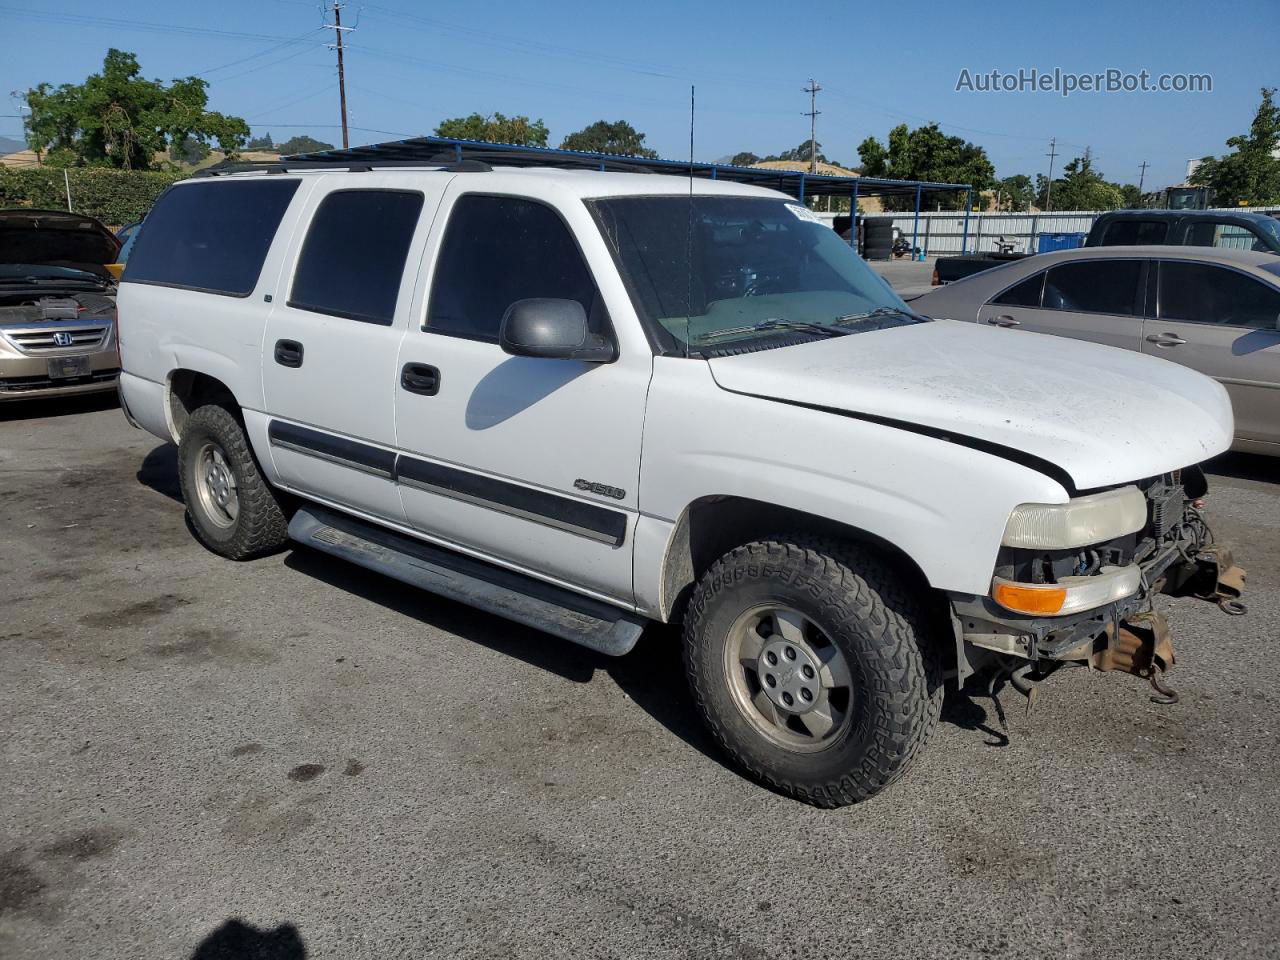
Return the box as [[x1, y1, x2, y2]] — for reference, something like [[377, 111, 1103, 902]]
[[1085, 209, 1280, 254]]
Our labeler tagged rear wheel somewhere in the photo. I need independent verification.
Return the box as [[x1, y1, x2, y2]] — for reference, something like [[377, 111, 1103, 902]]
[[178, 404, 289, 560], [684, 537, 943, 807]]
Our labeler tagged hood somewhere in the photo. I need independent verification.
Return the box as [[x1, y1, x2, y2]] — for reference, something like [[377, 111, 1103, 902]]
[[0, 209, 121, 278], [707, 319, 1234, 491]]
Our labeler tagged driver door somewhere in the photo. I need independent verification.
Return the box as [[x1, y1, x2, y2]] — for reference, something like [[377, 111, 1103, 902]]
[[392, 187, 652, 605]]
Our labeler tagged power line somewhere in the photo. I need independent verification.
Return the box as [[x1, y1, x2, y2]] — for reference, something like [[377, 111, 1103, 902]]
[[802, 79, 821, 174]]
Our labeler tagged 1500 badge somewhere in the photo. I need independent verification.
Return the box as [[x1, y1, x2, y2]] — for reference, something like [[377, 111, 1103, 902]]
[[574, 479, 626, 500]]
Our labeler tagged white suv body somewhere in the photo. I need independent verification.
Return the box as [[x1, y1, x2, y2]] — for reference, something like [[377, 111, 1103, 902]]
[[117, 163, 1243, 806]]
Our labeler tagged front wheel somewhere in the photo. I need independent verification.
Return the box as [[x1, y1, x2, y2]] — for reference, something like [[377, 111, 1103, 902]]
[[684, 538, 943, 807], [177, 404, 289, 560]]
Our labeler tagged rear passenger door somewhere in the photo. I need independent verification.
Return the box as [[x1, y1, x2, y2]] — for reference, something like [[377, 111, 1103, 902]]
[[262, 177, 444, 524], [1144, 260, 1280, 445], [977, 258, 1147, 352], [392, 187, 652, 606]]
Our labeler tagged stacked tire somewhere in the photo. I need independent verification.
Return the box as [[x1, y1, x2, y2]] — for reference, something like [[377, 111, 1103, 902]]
[[863, 217, 894, 260]]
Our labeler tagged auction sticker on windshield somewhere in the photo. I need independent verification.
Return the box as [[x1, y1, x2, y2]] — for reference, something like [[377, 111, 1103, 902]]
[[785, 203, 824, 223]]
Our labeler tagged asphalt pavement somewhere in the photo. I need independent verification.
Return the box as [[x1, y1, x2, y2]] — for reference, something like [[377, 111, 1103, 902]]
[[2, 393, 1278, 960]]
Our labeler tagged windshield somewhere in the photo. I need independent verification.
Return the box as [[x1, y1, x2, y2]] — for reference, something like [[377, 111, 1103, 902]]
[[588, 196, 917, 353]]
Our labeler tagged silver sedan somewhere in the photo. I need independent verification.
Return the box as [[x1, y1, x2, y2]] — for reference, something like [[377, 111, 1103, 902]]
[[913, 245, 1280, 455]]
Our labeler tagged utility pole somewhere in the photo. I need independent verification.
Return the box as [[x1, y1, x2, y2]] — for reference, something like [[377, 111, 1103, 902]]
[[802, 79, 822, 174], [325, 2, 352, 148], [1138, 160, 1149, 203], [1044, 136, 1058, 211]]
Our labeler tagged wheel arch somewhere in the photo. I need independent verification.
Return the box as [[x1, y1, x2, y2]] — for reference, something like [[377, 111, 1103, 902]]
[[165, 368, 239, 443], [657, 495, 938, 623]]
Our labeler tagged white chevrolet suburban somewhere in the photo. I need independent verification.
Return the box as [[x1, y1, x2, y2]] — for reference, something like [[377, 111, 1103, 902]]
[[117, 157, 1245, 806]]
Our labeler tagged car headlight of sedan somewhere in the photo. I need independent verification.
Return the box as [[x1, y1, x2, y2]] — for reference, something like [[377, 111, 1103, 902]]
[[1002, 486, 1147, 550]]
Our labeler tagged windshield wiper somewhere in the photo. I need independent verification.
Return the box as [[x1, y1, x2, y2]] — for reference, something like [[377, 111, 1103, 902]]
[[834, 305, 931, 325], [0, 275, 102, 286], [695, 317, 854, 343]]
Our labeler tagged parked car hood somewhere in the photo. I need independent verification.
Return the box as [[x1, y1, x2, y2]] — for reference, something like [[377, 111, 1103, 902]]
[[0, 209, 121, 279], [706, 319, 1233, 491]]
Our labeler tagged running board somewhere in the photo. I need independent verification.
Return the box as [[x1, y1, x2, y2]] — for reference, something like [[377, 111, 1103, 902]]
[[288, 506, 645, 656]]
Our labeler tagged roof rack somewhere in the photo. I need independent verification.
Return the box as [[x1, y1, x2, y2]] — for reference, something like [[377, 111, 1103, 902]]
[[194, 136, 971, 202], [276, 136, 970, 201]]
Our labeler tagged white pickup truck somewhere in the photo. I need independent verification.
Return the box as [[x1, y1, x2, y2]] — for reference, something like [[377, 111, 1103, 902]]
[[117, 158, 1244, 806]]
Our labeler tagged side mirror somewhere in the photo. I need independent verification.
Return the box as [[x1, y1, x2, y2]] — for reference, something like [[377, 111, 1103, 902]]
[[499, 298, 615, 362]]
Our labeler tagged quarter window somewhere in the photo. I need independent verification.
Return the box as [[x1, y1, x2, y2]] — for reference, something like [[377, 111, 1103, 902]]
[[123, 179, 299, 296], [1158, 261, 1280, 329], [289, 190, 424, 325], [1102, 220, 1169, 245], [991, 272, 1044, 307], [1042, 260, 1143, 315], [427, 195, 603, 341]]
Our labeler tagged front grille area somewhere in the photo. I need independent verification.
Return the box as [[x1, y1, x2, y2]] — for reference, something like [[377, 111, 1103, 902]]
[[4, 324, 109, 353], [0, 368, 119, 392]]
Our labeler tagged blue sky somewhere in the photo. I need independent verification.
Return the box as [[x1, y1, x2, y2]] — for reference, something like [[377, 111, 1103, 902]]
[[3, 0, 1276, 190]]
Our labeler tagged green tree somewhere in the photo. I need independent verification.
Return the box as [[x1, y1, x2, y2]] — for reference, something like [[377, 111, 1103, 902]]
[[277, 135, 335, 155], [560, 120, 658, 157], [1117, 183, 1144, 208], [245, 132, 275, 150], [434, 112, 549, 147], [1035, 150, 1124, 210], [24, 49, 249, 170], [770, 140, 832, 165], [996, 174, 1034, 210], [858, 123, 994, 210], [728, 151, 761, 166], [1190, 87, 1280, 206]]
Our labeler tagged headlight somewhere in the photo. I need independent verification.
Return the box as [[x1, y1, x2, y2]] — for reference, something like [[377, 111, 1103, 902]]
[[1002, 486, 1147, 549]]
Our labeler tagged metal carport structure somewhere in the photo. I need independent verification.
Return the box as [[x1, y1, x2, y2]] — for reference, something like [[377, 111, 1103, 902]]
[[278, 136, 976, 256]]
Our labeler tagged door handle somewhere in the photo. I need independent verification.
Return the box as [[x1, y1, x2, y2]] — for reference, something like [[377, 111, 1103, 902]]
[[987, 315, 1021, 327], [1145, 333, 1187, 347], [400, 362, 440, 396], [274, 339, 304, 367]]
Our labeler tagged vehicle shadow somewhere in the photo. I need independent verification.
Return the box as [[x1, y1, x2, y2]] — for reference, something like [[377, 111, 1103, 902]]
[[283, 545, 1007, 782], [189, 918, 306, 959], [137, 442, 182, 502], [0, 390, 119, 422], [1204, 450, 1279, 484]]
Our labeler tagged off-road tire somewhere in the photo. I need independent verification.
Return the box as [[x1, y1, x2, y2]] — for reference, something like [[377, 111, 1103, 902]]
[[178, 404, 289, 560], [684, 537, 944, 807]]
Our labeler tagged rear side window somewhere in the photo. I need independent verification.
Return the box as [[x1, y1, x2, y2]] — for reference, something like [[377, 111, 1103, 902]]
[[427, 195, 602, 341], [1042, 260, 1142, 315], [991, 272, 1044, 307], [1159, 261, 1280, 329], [1102, 219, 1169, 245], [289, 190, 425, 325], [1185, 221, 1262, 252], [123, 179, 299, 296]]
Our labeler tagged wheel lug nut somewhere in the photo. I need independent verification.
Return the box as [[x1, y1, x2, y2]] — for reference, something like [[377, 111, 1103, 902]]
[[800, 688, 813, 702], [782, 692, 794, 706], [765, 674, 776, 688], [765, 652, 777, 666], [801, 664, 814, 679], [784, 647, 796, 660]]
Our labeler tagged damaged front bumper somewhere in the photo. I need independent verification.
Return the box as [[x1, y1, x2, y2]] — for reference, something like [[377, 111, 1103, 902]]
[[950, 510, 1247, 701]]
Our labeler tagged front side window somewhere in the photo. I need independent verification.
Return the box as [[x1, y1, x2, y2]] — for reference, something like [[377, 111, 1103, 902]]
[[123, 179, 299, 296], [1103, 220, 1169, 245], [589, 196, 915, 353], [1042, 260, 1143, 316], [1159, 261, 1280, 329], [427, 195, 603, 341], [289, 189, 424, 325], [1186, 221, 1259, 252], [991, 271, 1045, 307]]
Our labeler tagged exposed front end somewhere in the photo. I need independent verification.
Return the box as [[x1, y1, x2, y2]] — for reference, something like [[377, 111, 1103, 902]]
[[0, 293, 119, 401], [951, 467, 1245, 700]]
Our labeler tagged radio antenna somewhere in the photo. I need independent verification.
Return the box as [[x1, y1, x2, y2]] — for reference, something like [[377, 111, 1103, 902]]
[[685, 84, 695, 357]]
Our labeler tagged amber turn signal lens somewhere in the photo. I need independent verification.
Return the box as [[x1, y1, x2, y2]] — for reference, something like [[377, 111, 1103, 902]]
[[991, 581, 1067, 616]]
